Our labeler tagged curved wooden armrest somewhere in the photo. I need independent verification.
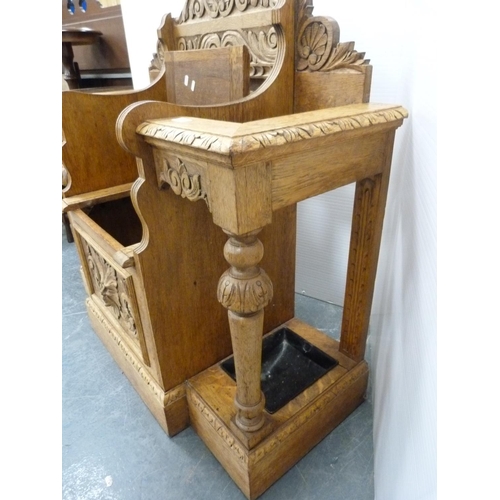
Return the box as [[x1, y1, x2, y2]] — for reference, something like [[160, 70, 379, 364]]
[[126, 103, 408, 234]]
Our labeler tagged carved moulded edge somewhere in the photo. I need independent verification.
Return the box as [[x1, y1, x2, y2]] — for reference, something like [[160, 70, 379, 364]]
[[86, 298, 186, 408], [188, 390, 249, 464], [177, 0, 281, 24], [138, 106, 408, 156]]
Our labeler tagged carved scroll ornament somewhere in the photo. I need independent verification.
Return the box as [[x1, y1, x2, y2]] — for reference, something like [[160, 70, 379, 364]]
[[159, 158, 210, 209], [178, 0, 280, 23], [150, 0, 282, 80], [178, 26, 277, 78]]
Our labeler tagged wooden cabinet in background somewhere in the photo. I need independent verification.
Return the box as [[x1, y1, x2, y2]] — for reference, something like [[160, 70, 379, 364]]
[[62, 0, 132, 89]]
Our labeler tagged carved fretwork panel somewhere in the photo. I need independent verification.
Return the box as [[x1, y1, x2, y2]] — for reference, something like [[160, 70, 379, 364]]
[[151, 0, 284, 86], [81, 239, 147, 360], [177, 26, 277, 79]]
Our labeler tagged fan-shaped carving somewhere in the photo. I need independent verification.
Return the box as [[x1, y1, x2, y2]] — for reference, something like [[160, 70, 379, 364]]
[[296, 0, 369, 72]]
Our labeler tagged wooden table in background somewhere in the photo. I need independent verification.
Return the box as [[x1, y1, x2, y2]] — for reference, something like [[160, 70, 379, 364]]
[[62, 28, 102, 89]]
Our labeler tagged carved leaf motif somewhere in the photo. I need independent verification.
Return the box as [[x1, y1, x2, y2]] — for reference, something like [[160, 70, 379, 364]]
[[138, 107, 408, 155], [84, 242, 139, 338], [160, 158, 211, 210], [152, 40, 165, 69], [120, 293, 137, 336], [200, 33, 222, 49], [176, 13, 277, 77], [87, 247, 120, 316], [249, 27, 278, 64], [217, 271, 273, 314], [179, 0, 205, 22], [321, 42, 367, 71]]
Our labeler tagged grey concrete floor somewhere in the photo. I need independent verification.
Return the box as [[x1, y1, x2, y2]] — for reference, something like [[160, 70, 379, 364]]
[[62, 230, 374, 500]]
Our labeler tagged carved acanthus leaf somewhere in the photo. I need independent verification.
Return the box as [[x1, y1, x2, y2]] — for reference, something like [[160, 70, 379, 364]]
[[139, 107, 408, 156], [87, 247, 120, 314], [85, 242, 138, 338], [239, 108, 408, 151], [217, 270, 273, 314], [140, 123, 231, 154], [149, 40, 166, 71]]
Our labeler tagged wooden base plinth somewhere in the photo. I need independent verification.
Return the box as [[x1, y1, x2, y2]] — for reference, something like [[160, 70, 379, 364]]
[[86, 297, 189, 437], [186, 318, 369, 500]]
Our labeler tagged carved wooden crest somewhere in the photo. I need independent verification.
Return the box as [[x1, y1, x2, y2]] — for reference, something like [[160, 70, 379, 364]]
[[153, 0, 283, 82], [150, 0, 369, 87], [177, 0, 281, 22], [296, 0, 368, 72]]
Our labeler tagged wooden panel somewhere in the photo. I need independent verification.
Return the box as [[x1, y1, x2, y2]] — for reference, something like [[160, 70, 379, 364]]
[[294, 67, 372, 112], [270, 130, 390, 210], [164, 46, 250, 105]]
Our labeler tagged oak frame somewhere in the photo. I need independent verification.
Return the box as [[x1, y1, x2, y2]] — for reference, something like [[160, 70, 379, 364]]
[[62, 0, 400, 496]]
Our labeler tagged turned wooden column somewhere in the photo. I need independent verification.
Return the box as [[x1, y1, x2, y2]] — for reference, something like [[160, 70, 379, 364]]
[[217, 229, 273, 432]]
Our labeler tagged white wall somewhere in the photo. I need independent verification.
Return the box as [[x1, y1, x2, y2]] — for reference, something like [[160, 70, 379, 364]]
[[121, 0, 177, 89], [312, 1, 437, 499], [120, 1, 437, 498]]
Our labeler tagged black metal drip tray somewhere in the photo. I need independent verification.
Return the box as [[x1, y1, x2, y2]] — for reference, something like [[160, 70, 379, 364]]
[[220, 327, 339, 414]]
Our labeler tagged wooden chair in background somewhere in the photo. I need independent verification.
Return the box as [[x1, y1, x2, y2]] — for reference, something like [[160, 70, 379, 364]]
[[63, 0, 298, 438], [62, 0, 132, 89]]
